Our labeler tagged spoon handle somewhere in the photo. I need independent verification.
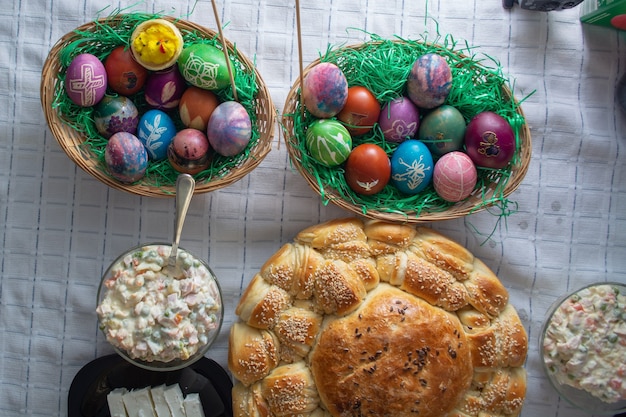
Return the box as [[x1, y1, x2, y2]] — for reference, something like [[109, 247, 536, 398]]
[[169, 174, 196, 267]]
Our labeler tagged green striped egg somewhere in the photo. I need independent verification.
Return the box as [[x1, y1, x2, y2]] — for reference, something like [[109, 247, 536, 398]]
[[305, 119, 352, 167], [177, 43, 231, 91]]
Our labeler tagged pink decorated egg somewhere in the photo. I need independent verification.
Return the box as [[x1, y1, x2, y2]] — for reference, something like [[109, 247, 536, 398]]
[[407, 53, 452, 110], [378, 97, 420, 143], [104, 132, 148, 183], [464, 111, 515, 169], [302, 62, 348, 118], [179, 86, 220, 131], [64, 53, 107, 107], [433, 151, 478, 202], [144, 65, 187, 110], [168, 128, 213, 175], [206, 101, 252, 157]]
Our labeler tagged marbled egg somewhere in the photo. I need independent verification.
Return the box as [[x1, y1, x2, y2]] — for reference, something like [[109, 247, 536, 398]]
[[378, 97, 420, 143], [144, 65, 187, 110], [180, 86, 220, 131], [464, 111, 515, 169], [104, 132, 148, 183], [64, 53, 107, 107], [344, 144, 390, 195], [206, 101, 252, 157], [104, 46, 148, 95], [177, 43, 231, 91], [137, 109, 177, 160], [390, 139, 434, 195], [305, 119, 352, 167], [94, 95, 139, 139], [407, 53, 452, 109], [418, 105, 466, 157], [433, 151, 478, 202], [302, 62, 348, 118], [168, 128, 213, 174]]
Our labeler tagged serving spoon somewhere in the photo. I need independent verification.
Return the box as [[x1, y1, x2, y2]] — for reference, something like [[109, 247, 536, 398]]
[[167, 173, 196, 275]]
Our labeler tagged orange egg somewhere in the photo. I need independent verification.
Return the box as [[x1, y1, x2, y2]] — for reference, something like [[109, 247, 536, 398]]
[[104, 46, 148, 95], [179, 86, 220, 131]]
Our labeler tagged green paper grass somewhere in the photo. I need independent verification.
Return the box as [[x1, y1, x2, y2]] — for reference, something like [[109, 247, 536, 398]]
[[284, 32, 533, 221], [50, 12, 262, 192]]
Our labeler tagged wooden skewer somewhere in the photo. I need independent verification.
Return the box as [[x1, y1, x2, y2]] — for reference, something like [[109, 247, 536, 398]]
[[295, 0, 304, 118], [211, 0, 239, 102]]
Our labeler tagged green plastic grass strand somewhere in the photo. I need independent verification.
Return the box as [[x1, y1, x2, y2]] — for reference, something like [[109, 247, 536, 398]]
[[50, 12, 263, 189], [284, 34, 534, 220]]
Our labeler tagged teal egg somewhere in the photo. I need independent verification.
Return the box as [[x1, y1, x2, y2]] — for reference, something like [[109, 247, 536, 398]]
[[137, 109, 177, 161], [305, 119, 352, 167], [177, 43, 231, 91], [417, 105, 466, 158], [390, 140, 434, 194]]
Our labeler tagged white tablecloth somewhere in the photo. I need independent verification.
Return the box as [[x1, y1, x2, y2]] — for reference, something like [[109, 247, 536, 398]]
[[1, 0, 625, 416]]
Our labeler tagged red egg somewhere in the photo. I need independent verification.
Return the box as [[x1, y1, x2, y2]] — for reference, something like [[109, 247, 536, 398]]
[[179, 86, 220, 131], [167, 128, 213, 175], [344, 144, 391, 195], [144, 66, 187, 110], [104, 46, 148, 95], [464, 111, 515, 169], [337, 86, 381, 136]]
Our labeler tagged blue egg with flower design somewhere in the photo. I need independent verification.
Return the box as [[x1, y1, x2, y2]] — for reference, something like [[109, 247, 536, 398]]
[[137, 109, 177, 161], [390, 139, 434, 195], [94, 95, 139, 139]]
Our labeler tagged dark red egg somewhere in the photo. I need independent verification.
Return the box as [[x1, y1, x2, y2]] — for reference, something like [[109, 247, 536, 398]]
[[167, 128, 213, 175], [104, 46, 148, 95], [344, 143, 391, 195], [337, 86, 381, 136], [464, 111, 515, 169]]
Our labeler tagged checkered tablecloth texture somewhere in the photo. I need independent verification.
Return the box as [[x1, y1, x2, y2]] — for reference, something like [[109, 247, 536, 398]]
[[1, 0, 625, 416]]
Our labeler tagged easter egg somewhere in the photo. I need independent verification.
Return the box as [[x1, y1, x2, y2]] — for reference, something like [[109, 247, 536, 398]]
[[305, 119, 352, 167], [302, 62, 348, 118], [144, 65, 187, 110], [344, 144, 391, 195], [418, 105, 466, 157], [104, 46, 148, 95], [337, 86, 381, 136], [464, 111, 515, 169], [390, 140, 434, 195], [177, 43, 231, 91], [378, 97, 420, 143], [433, 151, 478, 202], [137, 109, 177, 160], [105, 132, 148, 183], [93, 95, 139, 139], [407, 53, 452, 110], [206, 101, 252, 157], [168, 128, 213, 175], [179, 86, 220, 131], [64, 53, 107, 107]]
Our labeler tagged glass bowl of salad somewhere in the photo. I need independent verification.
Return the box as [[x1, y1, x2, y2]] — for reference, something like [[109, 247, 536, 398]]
[[539, 281, 626, 415], [96, 243, 224, 371]]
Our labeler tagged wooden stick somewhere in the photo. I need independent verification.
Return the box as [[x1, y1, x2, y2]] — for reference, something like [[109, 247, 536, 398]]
[[211, 0, 239, 102], [295, 0, 304, 117]]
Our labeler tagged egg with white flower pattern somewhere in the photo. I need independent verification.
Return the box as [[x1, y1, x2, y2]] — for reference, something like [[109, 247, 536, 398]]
[[137, 109, 177, 160]]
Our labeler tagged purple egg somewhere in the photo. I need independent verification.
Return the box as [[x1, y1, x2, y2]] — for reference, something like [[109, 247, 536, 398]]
[[378, 97, 420, 143], [206, 101, 252, 157], [302, 62, 348, 118], [144, 66, 187, 110], [105, 132, 148, 183], [464, 111, 515, 169], [94, 95, 139, 138], [64, 53, 107, 107], [407, 53, 452, 109]]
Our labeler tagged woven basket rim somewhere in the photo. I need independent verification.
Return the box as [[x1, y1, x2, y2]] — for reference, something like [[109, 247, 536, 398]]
[[41, 14, 276, 198], [281, 40, 532, 223]]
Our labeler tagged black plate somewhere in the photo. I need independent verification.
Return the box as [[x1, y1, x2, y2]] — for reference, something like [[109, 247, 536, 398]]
[[68, 354, 233, 417]]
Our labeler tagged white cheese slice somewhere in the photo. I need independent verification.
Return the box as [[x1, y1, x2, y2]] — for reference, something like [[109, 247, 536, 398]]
[[162, 384, 186, 417], [107, 387, 128, 417], [183, 393, 205, 417], [149, 385, 172, 417], [122, 387, 157, 417]]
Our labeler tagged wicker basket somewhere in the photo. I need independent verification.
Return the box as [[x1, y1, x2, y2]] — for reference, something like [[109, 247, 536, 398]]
[[282, 40, 532, 223], [41, 14, 275, 198]]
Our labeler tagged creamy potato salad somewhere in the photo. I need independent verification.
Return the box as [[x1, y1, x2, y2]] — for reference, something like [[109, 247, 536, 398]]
[[97, 245, 222, 363], [542, 284, 626, 403]]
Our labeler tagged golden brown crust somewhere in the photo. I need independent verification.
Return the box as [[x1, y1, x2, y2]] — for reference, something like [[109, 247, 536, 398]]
[[229, 218, 528, 417]]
